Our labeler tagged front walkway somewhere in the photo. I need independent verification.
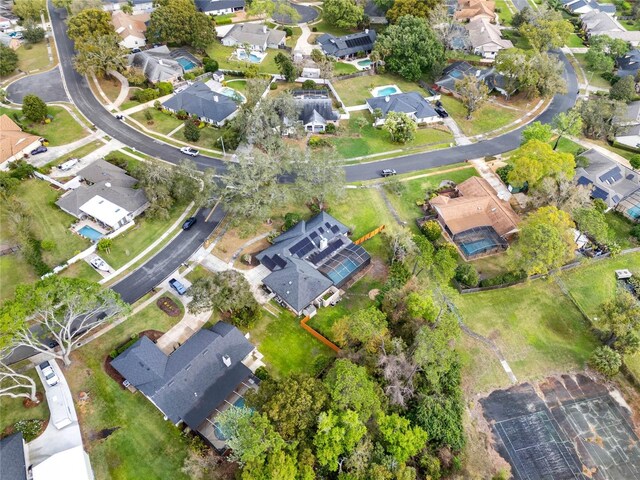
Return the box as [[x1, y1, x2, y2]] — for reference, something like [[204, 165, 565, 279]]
[[469, 158, 512, 201], [295, 23, 317, 55], [443, 117, 472, 146]]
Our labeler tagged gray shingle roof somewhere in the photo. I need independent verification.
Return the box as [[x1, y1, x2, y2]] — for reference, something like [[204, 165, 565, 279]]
[[223, 23, 285, 47], [78, 159, 137, 188], [111, 322, 254, 430], [0, 433, 27, 480], [297, 98, 339, 125], [617, 49, 640, 78], [195, 0, 244, 11], [163, 81, 238, 123], [366, 91, 437, 120], [317, 30, 377, 58], [56, 179, 148, 218], [128, 46, 183, 83]]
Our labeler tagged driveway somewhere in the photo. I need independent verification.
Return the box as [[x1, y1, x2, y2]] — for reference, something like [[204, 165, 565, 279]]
[[6, 66, 69, 103], [29, 359, 84, 466]]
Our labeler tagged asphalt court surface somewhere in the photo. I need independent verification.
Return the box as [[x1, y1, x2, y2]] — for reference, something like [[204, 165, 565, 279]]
[[481, 374, 640, 480]]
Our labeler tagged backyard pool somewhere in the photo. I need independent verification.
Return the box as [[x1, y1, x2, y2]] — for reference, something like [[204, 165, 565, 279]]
[[628, 206, 640, 219], [459, 238, 497, 257], [235, 49, 266, 64], [177, 57, 196, 71], [213, 397, 248, 440], [371, 85, 401, 97], [77, 225, 103, 242], [219, 86, 246, 102], [357, 59, 372, 67]]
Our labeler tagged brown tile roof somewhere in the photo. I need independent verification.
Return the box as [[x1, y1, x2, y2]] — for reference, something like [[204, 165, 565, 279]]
[[0, 114, 41, 163], [454, 0, 496, 20], [111, 11, 149, 41], [430, 176, 520, 237]]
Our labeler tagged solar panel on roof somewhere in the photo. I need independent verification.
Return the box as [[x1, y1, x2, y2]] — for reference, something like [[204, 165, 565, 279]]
[[262, 256, 276, 271], [308, 238, 345, 265], [273, 255, 287, 269], [627, 174, 636, 180], [577, 176, 593, 186], [591, 186, 609, 201], [331, 225, 340, 233], [290, 237, 313, 256], [344, 36, 370, 48], [309, 231, 319, 240], [599, 167, 622, 184]]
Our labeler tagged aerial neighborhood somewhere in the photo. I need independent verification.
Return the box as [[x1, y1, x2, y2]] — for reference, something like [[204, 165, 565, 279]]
[[3, 0, 640, 477]]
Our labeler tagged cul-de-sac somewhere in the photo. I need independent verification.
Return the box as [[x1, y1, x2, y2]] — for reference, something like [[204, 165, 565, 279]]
[[1, 0, 640, 478]]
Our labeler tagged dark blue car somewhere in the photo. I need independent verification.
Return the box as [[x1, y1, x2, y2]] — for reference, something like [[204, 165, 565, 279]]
[[31, 145, 48, 155], [182, 217, 197, 230]]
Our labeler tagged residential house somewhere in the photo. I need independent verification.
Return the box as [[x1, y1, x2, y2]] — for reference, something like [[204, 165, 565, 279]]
[[0, 15, 17, 29], [366, 91, 440, 126], [162, 81, 239, 126], [255, 212, 371, 316], [573, 149, 640, 209], [111, 11, 149, 49], [435, 61, 508, 96], [56, 159, 149, 231], [616, 49, 640, 78], [364, 0, 387, 24], [0, 32, 20, 49], [561, 0, 616, 15], [103, 0, 153, 12], [0, 114, 42, 169], [111, 322, 263, 448], [581, 10, 640, 45], [221, 23, 286, 51], [0, 433, 28, 480], [615, 100, 640, 127], [128, 46, 184, 83], [31, 446, 94, 480], [196, 0, 245, 15], [288, 90, 340, 132], [466, 17, 513, 59], [317, 30, 377, 60], [454, 0, 497, 22], [429, 176, 520, 258]]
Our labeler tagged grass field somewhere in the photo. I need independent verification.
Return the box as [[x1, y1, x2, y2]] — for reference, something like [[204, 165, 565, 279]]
[[553, 136, 585, 155], [566, 33, 585, 47], [329, 111, 453, 159], [0, 369, 50, 433], [97, 76, 123, 103], [65, 301, 189, 480], [572, 53, 613, 90], [439, 96, 522, 137], [131, 108, 183, 136], [206, 41, 279, 74], [17, 42, 51, 73], [334, 61, 358, 75], [59, 260, 102, 282], [0, 106, 86, 147], [605, 211, 636, 249], [495, 0, 514, 24], [331, 73, 427, 106], [311, 19, 354, 37]]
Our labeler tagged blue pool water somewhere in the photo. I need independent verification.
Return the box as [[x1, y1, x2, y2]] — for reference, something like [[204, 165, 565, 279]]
[[459, 238, 496, 257], [234, 397, 245, 408], [357, 59, 372, 67], [236, 50, 264, 63], [78, 226, 103, 241], [213, 398, 248, 440], [375, 86, 400, 97], [177, 57, 196, 71], [628, 206, 640, 219]]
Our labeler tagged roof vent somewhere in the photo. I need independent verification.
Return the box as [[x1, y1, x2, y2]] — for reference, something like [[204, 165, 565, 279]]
[[365, 29, 369, 33], [319, 236, 328, 250], [385, 96, 390, 102], [222, 354, 231, 367], [214, 95, 219, 102], [105, 182, 111, 187]]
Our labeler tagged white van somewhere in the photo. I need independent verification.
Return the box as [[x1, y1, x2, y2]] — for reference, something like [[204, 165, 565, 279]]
[[58, 158, 79, 171]]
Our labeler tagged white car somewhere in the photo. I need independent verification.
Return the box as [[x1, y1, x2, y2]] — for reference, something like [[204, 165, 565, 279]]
[[180, 146, 199, 157], [90, 256, 109, 271], [58, 158, 79, 171], [39, 361, 59, 387]]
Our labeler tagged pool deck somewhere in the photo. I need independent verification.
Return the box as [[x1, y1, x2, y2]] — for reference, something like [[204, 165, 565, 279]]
[[370, 84, 402, 98], [74, 220, 108, 241]]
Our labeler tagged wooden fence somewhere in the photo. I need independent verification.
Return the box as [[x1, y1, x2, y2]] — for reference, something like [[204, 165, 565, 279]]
[[354, 225, 385, 245], [300, 316, 341, 353]]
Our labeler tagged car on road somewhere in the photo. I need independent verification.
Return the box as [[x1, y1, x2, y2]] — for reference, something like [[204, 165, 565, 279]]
[[30, 145, 48, 155], [169, 278, 187, 295], [180, 146, 199, 157], [182, 216, 197, 230], [380, 169, 397, 177], [39, 361, 59, 386], [90, 256, 109, 271]]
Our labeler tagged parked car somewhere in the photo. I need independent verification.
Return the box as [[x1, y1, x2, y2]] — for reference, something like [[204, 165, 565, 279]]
[[58, 158, 79, 171], [115, 114, 124, 120], [39, 361, 59, 387], [130, 47, 141, 53], [435, 107, 449, 118], [182, 216, 197, 230], [380, 169, 397, 177], [30, 145, 48, 155], [169, 278, 187, 295], [180, 146, 199, 157], [90, 256, 109, 271], [9, 31, 23, 39]]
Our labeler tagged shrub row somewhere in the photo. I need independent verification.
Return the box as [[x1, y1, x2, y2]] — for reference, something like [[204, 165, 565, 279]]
[[478, 270, 527, 288], [109, 334, 139, 359]]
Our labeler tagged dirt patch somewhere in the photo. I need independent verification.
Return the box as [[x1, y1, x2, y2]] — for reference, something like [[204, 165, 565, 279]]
[[140, 329, 164, 342], [157, 296, 181, 317], [368, 288, 380, 300], [104, 356, 126, 387], [368, 257, 388, 281], [487, 329, 501, 341], [23, 391, 44, 408], [89, 426, 120, 442]]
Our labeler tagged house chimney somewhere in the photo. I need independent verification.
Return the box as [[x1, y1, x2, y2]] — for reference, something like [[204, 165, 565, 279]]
[[385, 95, 390, 102], [105, 182, 111, 188], [214, 95, 219, 102], [222, 354, 231, 367], [319, 236, 328, 250]]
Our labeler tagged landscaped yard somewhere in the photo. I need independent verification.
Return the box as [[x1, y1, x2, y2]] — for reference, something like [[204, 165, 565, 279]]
[[572, 53, 613, 90], [225, 78, 247, 94], [0, 368, 50, 433], [40, 139, 105, 173], [59, 260, 102, 282], [65, 300, 189, 480], [17, 42, 52, 73], [605, 211, 636, 249], [494, 0, 514, 24], [175, 123, 225, 149], [331, 73, 428, 106], [566, 33, 585, 48], [131, 108, 183, 136], [206, 42, 280, 74], [311, 19, 354, 37], [328, 111, 454, 160], [0, 106, 87, 146], [97, 75, 123, 103], [334, 61, 358, 75], [439, 96, 522, 137]]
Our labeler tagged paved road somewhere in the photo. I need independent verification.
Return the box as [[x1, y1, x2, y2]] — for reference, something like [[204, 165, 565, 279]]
[[7, 67, 69, 103], [111, 205, 225, 304]]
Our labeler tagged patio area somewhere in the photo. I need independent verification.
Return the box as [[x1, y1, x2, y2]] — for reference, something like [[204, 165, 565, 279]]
[[72, 220, 109, 242]]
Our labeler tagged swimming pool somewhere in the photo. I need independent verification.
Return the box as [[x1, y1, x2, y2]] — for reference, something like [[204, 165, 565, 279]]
[[177, 57, 196, 71], [78, 225, 103, 242], [357, 59, 372, 67], [219, 87, 245, 102], [459, 238, 497, 257], [628, 205, 640, 219], [235, 49, 266, 64], [213, 398, 248, 440], [372, 85, 401, 97]]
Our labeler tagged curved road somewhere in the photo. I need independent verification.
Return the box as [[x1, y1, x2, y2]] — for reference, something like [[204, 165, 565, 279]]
[[47, 0, 579, 182]]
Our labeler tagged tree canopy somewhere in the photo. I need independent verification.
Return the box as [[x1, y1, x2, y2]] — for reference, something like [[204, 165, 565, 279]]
[[455, 74, 489, 119], [495, 49, 567, 98], [147, 0, 216, 49], [0, 44, 19, 76], [73, 34, 127, 77], [67, 9, 113, 45], [518, 5, 573, 51], [22, 94, 48, 122], [507, 139, 575, 187], [383, 111, 417, 143], [322, 0, 364, 29], [386, 0, 439, 23]]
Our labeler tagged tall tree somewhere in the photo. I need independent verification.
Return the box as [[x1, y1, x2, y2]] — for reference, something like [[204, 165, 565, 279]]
[[522, 121, 553, 144], [373, 15, 444, 81], [610, 75, 636, 102], [314, 410, 367, 472], [0, 44, 19, 76], [383, 111, 417, 143], [518, 5, 572, 52], [291, 151, 345, 211], [596, 290, 640, 352], [507, 139, 575, 187], [332, 306, 389, 352], [495, 49, 566, 98], [573, 207, 611, 245], [377, 413, 428, 463], [454, 74, 489, 119], [324, 359, 383, 421], [322, 0, 364, 29], [577, 97, 625, 141], [147, 0, 214, 47], [0, 277, 129, 366], [73, 34, 127, 77], [0, 362, 39, 403], [69, 0, 102, 13], [188, 13, 217, 52], [22, 94, 48, 122], [23, 20, 45, 44], [386, 0, 439, 23], [275, 52, 300, 82], [551, 110, 582, 150], [67, 9, 113, 45], [527, 177, 591, 212], [13, 0, 44, 21]]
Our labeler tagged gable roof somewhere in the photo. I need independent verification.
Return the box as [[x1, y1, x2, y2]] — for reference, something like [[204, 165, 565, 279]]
[[581, 9, 621, 33], [436, 61, 503, 93], [573, 149, 640, 207], [162, 81, 238, 122], [111, 10, 149, 41], [466, 17, 514, 50], [129, 46, 183, 83], [292, 93, 340, 125], [77, 159, 137, 188], [454, 0, 496, 20], [430, 176, 520, 237], [0, 114, 41, 163], [317, 30, 377, 58], [111, 322, 255, 429], [223, 22, 285, 46], [195, 0, 245, 11], [0, 433, 27, 480], [366, 91, 438, 120], [617, 49, 640, 77]]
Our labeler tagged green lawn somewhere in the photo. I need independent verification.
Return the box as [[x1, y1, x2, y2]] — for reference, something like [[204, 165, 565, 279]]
[[0, 255, 37, 302], [605, 211, 636, 249], [552, 136, 585, 155], [330, 111, 453, 160], [99, 203, 188, 269], [175, 123, 225, 149], [572, 53, 613, 90], [130, 108, 183, 135], [566, 33, 585, 48], [285, 26, 302, 48], [66, 301, 189, 480], [248, 305, 336, 378], [502, 30, 532, 50], [312, 19, 354, 37], [17, 42, 51, 73], [334, 61, 358, 75], [0, 106, 87, 147], [439, 96, 522, 137], [495, 0, 513, 25], [40, 140, 105, 174], [59, 260, 102, 282], [0, 368, 50, 433], [206, 41, 279, 74], [331, 73, 427, 106], [225, 78, 247, 94], [454, 278, 598, 394], [97, 75, 123, 103]]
